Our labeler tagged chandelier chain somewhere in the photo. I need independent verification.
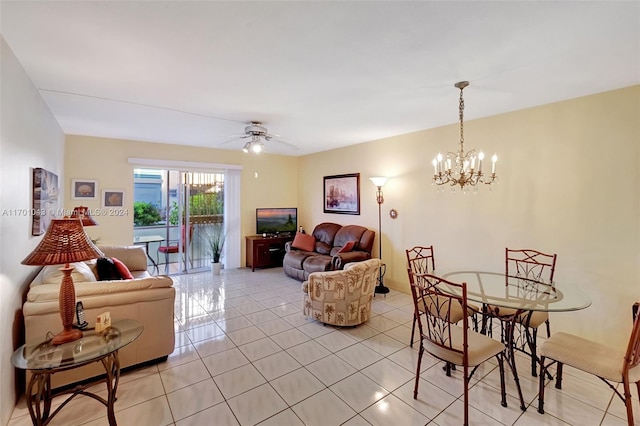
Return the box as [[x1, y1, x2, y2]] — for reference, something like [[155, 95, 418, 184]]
[[459, 86, 465, 151]]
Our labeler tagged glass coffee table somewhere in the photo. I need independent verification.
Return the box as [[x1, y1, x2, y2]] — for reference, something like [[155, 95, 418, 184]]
[[12, 319, 143, 426]]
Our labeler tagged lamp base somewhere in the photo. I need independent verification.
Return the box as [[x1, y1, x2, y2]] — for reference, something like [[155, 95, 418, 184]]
[[374, 263, 389, 296], [53, 266, 82, 345], [374, 284, 390, 295], [51, 326, 83, 345]]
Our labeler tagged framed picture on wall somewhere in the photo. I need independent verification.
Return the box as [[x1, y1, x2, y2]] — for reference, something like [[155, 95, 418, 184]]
[[71, 179, 98, 200], [32, 167, 59, 235], [323, 173, 360, 215], [102, 189, 124, 208]]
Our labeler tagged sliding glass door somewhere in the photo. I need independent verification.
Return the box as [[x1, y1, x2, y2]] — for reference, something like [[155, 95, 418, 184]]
[[133, 168, 225, 274]]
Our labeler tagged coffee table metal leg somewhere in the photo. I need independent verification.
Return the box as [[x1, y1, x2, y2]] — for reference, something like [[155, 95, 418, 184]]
[[25, 351, 122, 426], [101, 351, 121, 425], [26, 372, 52, 425]]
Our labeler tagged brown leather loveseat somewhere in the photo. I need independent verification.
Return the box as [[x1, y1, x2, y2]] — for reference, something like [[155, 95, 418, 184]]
[[283, 222, 375, 281]]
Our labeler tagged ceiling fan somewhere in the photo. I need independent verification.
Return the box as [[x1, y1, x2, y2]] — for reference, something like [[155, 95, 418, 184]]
[[218, 121, 298, 154]]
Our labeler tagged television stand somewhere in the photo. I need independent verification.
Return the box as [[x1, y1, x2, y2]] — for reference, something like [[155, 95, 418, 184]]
[[260, 232, 293, 239], [245, 235, 293, 271]]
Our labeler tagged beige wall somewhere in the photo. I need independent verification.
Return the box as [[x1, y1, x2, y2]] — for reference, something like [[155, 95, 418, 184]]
[[64, 135, 299, 264], [299, 86, 639, 348], [0, 37, 65, 424]]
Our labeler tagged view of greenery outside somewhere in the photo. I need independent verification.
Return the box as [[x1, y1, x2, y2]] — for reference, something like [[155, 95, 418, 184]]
[[135, 191, 223, 227], [169, 191, 224, 225], [133, 201, 162, 226]]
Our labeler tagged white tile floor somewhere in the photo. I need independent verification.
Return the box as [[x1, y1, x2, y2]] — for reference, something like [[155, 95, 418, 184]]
[[9, 267, 638, 426]]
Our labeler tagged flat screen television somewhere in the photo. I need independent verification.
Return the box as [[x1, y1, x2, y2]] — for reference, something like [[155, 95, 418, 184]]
[[256, 208, 297, 236]]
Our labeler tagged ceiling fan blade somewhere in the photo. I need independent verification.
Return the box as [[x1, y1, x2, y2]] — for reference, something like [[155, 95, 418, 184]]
[[216, 135, 249, 147], [270, 137, 299, 151]]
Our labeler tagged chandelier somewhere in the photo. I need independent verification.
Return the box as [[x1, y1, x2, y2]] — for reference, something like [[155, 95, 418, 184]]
[[432, 81, 498, 192], [242, 135, 265, 154]]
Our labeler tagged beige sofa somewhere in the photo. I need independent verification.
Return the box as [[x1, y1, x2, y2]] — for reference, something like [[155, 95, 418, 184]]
[[302, 259, 381, 326], [23, 245, 175, 389]]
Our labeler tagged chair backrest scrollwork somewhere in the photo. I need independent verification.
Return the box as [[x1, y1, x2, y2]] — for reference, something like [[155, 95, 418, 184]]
[[408, 271, 469, 360], [406, 245, 436, 275], [506, 248, 557, 284]]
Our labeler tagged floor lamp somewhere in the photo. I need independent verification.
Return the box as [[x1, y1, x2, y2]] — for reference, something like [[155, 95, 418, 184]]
[[370, 177, 389, 295]]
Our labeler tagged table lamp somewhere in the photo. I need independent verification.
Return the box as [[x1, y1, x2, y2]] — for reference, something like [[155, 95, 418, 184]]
[[22, 218, 104, 345]]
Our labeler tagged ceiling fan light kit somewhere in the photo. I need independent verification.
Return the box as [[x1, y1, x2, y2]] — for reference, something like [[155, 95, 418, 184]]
[[242, 134, 265, 154], [218, 121, 298, 155], [240, 123, 267, 154]]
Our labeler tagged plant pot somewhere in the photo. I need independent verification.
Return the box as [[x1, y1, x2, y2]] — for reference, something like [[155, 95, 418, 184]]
[[211, 262, 222, 275]]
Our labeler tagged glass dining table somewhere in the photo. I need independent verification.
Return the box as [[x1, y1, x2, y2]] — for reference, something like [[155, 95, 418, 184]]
[[432, 270, 592, 410]]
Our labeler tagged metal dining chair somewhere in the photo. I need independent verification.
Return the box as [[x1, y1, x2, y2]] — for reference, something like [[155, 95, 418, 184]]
[[538, 306, 640, 425], [405, 246, 479, 347], [486, 248, 557, 377], [157, 224, 194, 273], [409, 271, 508, 426]]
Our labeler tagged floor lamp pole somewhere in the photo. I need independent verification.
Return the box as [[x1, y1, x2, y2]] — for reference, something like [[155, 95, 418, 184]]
[[370, 177, 389, 295]]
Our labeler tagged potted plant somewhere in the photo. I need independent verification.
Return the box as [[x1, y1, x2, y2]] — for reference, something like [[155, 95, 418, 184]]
[[202, 222, 226, 274]]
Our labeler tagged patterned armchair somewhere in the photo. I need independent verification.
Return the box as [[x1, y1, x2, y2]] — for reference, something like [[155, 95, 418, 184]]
[[302, 259, 381, 326]]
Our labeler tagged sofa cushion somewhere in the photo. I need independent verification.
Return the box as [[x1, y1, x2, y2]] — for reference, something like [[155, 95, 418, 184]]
[[27, 275, 173, 303], [131, 270, 152, 279], [312, 223, 342, 246], [303, 255, 334, 274], [112, 257, 134, 279], [292, 232, 316, 252], [333, 225, 366, 249], [283, 250, 313, 270], [41, 262, 97, 284], [97, 245, 148, 271], [314, 241, 332, 255]]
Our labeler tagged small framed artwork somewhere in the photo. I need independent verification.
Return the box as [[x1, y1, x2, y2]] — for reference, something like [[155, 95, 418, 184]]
[[102, 189, 124, 208], [71, 179, 98, 200], [32, 168, 59, 235], [323, 173, 360, 215]]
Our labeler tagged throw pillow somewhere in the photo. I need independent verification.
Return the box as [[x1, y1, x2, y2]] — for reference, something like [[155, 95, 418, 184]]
[[338, 240, 357, 253], [42, 261, 97, 284], [111, 257, 134, 279], [85, 258, 98, 276], [291, 232, 316, 252], [96, 257, 123, 281]]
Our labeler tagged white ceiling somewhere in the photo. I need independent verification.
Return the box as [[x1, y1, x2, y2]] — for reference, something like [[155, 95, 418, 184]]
[[1, 1, 638, 156]]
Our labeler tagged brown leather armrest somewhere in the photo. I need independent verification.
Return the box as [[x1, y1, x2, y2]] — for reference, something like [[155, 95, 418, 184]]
[[332, 251, 371, 269]]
